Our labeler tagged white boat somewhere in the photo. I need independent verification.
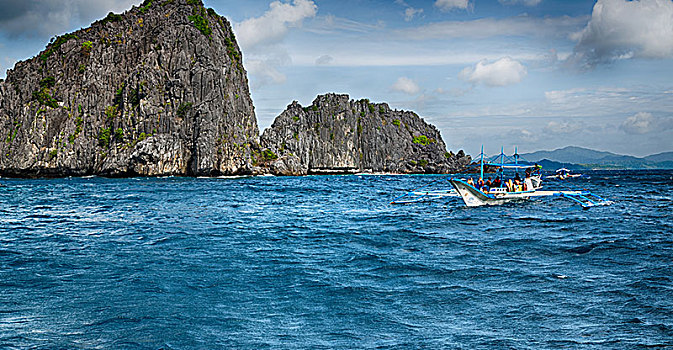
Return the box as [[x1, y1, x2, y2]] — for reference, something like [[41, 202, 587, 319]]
[[449, 177, 610, 208], [546, 168, 582, 180], [449, 149, 609, 208], [392, 146, 612, 208]]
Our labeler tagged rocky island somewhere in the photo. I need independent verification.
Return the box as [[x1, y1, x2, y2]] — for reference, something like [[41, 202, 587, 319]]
[[0, 0, 469, 178], [259, 94, 470, 175], [0, 0, 257, 177]]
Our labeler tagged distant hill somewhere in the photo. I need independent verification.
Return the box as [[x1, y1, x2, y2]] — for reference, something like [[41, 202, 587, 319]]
[[534, 159, 587, 171], [520, 146, 673, 169], [522, 146, 623, 164], [644, 151, 673, 163]]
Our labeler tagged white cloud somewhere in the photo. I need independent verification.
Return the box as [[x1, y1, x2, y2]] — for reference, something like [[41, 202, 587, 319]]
[[459, 57, 527, 87], [235, 0, 317, 88], [543, 120, 585, 134], [0, 56, 16, 78], [234, 0, 317, 51], [246, 59, 288, 88], [506, 128, 539, 143], [244, 46, 293, 88], [570, 0, 673, 66], [0, 0, 139, 38], [435, 0, 470, 11], [404, 7, 424, 21], [621, 112, 655, 134], [305, 15, 383, 35], [391, 77, 421, 95], [292, 50, 540, 67], [315, 55, 333, 65], [398, 15, 587, 40], [620, 112, 673, 135], [499, 0, 542, 6], [544, 88, 587, 104], [395, 0, 424, 21], [536, 86, 673, 127], [406, 93, 437, 110]]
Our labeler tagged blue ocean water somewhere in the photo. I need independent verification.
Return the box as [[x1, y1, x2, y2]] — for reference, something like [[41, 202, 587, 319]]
[[0, 170, 672, 349]]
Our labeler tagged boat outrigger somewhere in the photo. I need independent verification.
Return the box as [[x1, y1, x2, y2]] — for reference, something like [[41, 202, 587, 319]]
[[389, 176, 459, 204], [392, 147, 613, 208]]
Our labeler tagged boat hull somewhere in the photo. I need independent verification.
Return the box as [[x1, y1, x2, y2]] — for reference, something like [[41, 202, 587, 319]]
[[546, 174, 581, 180], [449, 179, 532, 207]]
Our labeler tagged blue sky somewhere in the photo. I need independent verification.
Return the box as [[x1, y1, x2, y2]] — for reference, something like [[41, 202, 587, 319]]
[[1, 0, 672, 157]]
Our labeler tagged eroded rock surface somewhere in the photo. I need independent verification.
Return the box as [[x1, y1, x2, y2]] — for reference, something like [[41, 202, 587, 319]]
[[260, 94, 470, 175], [0, 0, 258, 177]]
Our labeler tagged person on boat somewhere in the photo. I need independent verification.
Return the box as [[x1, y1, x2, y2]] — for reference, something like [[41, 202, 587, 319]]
[[486, 177, 492, 187], [506, 179, 514, 192], [525, 167, 531, 178], [514, 172, 521, 182], [481, 184, 490, 193], [467, 177, 474, 186], [493, 177, 501, 188], [477, 177, 484, 189]]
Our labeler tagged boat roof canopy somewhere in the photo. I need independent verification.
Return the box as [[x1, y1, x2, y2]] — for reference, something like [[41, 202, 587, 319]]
[[485, 163, 537, 169]]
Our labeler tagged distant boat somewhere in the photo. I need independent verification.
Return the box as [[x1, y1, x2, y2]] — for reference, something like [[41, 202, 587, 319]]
[[546, 168, 582, 180]]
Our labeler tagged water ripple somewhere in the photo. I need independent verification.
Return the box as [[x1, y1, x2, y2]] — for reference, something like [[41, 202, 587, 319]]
[[0, 170, 671, 348]]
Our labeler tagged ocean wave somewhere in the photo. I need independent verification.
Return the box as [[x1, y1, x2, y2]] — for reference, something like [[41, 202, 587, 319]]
[[0, 170, 671, 348]]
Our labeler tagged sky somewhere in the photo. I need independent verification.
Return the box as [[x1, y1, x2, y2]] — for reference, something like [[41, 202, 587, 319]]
[[1, 0, 672, 157]]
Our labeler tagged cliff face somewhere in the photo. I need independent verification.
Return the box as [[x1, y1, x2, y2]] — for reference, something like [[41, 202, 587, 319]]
[[0, 0, 258, 177], [260, 94, 470, 175]]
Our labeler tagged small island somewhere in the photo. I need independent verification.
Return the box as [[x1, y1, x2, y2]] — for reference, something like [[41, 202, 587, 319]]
[[258, 93, 470, 176]]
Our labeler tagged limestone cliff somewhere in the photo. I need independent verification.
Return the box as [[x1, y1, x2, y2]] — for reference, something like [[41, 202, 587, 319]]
[[0, 0, 258, 177], [259, 94, 470, 175]]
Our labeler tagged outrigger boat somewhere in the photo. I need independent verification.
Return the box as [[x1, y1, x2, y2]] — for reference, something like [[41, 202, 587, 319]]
[[449, 178, 609, 208], [545, 168, 582, 180], [392, 147, 612, 208]]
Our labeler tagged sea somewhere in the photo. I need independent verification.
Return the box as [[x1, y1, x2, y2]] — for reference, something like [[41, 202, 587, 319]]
[[1, 170, 672, 349]]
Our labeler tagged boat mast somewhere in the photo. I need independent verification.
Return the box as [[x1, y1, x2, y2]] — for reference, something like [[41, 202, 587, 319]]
[[500, 146, 505, 185], [513, 147, 520, 177], [480, 145, 485, 180]]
